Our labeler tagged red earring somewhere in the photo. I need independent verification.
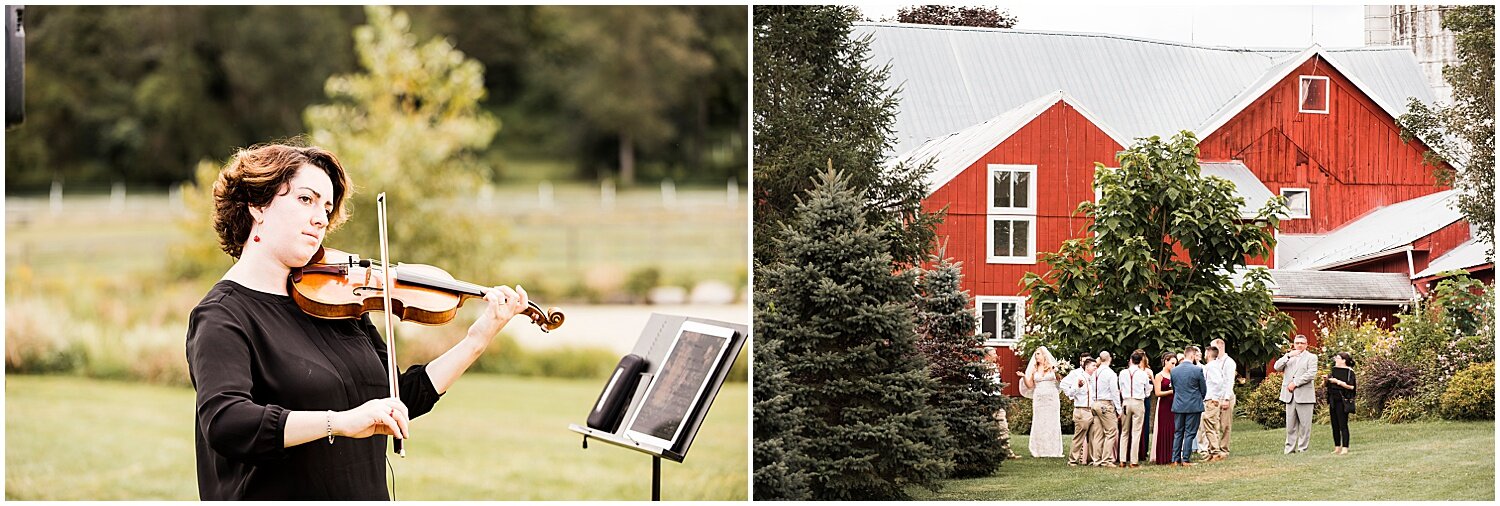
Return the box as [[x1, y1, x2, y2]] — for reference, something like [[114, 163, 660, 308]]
[[253, 235, 261, 242]]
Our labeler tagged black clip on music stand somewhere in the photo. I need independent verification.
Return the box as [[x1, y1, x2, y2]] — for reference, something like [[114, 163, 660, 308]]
[[568, 313, 747, 501]]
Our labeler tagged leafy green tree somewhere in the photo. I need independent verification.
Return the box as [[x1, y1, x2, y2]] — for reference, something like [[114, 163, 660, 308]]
[[755, 170, 951, 500], [915, 257, 1008, 477], [1399, 5, 1495, 249], [5, 6, 359, 190], [891, 5, 1018, 28], [303, 5, 511, 281], [1018, 132, 1294, 370], [528, 6, 715, 185], [753, 5, 939, 268]]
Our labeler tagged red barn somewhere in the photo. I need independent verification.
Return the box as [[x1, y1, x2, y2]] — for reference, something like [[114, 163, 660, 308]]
[[863, 24, 1491, 391]]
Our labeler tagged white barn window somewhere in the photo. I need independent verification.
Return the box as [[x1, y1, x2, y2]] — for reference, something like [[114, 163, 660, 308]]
[[977, 296, 1027, 346], [986, 164, 1038, 264], [1281, 187, 1311, 219], [1299, 76, 1329, 114]]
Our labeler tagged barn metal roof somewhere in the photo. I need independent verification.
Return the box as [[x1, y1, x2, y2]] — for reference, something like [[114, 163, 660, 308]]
[[1277, 190, 1463, 271], [1413, 238, 1493, 279], [889, 90, 1129, 192], [857, 23, 1440, 156], [1200, 161, 1275, 219], [1266, 270, 1416, 304]]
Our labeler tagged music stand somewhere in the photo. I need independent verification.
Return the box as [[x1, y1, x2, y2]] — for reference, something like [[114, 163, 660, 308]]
[[568, 313, 747, 501]]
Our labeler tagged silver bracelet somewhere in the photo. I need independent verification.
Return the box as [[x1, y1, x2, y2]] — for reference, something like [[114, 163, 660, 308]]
[[326, 410, 335, 444]]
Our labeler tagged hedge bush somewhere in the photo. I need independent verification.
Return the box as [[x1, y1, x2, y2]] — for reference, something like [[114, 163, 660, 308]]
[[1357, 357, 1422, 417], [1005, 394, 1076, 437], [1440, 361, 1495, 420], [1242, 373, 1287, 429]]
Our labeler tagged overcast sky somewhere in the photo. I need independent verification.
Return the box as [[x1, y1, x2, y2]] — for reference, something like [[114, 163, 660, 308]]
[[857, 4, 1367, 49]]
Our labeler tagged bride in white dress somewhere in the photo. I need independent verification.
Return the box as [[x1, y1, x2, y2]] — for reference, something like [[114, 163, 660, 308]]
[[1017, 346, 1064, 457]]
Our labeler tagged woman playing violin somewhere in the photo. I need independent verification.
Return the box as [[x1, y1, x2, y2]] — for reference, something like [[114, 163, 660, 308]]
[[186, 143, 529, 500]]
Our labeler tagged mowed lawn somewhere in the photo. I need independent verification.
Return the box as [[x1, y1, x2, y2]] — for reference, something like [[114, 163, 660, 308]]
[[913, 418, 1494, 500], [6, 374, 748, 500]]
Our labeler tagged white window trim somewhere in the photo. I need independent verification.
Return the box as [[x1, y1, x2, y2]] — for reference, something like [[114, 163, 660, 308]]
[[1281, 187, 1311, 219], [986, 215, 1037, 264], [976, 295, 1027, 346], [1298, 76, 1330, 114], [987, 164, 1037, 215]]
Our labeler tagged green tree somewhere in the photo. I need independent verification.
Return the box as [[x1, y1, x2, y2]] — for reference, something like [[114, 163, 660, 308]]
[[1019, 132, 1294, 370], [753, 5, 939, 268], [5, 6, 359, 190], [303, 5, 510, 281], [915, 257, 1008, 477], [890, 5, 1018, 28], [755, 170, 951, 499], [528, 6, 715, 185], [750, 336, 811, 500], [1399, 5, 1495, 249]]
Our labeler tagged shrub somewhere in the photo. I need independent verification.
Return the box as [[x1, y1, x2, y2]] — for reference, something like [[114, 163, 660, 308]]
[[1242, 373, 1288, 429], [1005, 393, 1076, 437], [1358, 357, 1423, 417], [1440, 361, 1495, 420], [1382, 397, 1428, 423]]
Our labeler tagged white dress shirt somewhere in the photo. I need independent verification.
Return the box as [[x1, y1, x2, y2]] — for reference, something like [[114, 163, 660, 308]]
[[1119, 365, 1154, 401], [1220, 354, 1238, 400], [1060, 368, 1093, 408], [1092, 366, 1122, 413], [1204, 357, 1234, 401]]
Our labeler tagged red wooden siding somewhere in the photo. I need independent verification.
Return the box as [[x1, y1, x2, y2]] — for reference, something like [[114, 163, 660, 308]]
[[925, 101, 1123, 396], [925, 101, 1124, 299], [1198, 56, 1452, 235]]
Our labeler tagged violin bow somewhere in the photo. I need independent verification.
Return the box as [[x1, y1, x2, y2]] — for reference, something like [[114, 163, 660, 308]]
[[377, 193, 405, 458]]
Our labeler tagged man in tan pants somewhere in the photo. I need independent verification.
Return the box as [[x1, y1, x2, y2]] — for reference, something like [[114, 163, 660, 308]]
[[1090, 351, 1122, 467], [1211, 338, 1237, 453], [1201, 346, 1231, 461], [1118, 350, 1153, 467], [1061, 357, 1098, 466]]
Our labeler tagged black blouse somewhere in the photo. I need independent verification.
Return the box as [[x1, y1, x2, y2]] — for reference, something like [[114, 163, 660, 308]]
[[185, 280, 442, 500], [1327, 366, 1357, 402]]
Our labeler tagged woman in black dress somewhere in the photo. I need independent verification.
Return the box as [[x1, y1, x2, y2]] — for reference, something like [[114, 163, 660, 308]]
[[186, 143, 529, 499], [1326, 351, 1357, 455]]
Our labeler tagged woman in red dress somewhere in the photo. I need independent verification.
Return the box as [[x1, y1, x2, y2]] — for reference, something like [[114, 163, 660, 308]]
[[1151, 351, 1178, 465]]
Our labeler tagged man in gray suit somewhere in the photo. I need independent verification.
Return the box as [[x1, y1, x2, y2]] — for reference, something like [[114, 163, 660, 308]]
[[1273, 334, 1318, 454]]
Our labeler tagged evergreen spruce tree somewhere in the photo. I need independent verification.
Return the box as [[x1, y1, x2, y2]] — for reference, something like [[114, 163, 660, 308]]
[[915, 258, 1009, 478], [755, 170, 952, 500], [753, 5, 939, 268], [750, 336, 811, 500]]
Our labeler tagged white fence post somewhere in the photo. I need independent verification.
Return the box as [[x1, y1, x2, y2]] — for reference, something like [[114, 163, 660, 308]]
[[661, 179, 676, 208], [601, 179, 615, 210], [539, 180, 554, 210], [727, 178, 738, 207], [111, 181, 126, 211], [50, 179, 63, 215]]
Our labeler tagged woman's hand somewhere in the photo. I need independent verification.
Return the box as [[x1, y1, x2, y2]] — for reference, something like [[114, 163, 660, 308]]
[[467, 285, 529, 341], [336, 397, 410, 440]]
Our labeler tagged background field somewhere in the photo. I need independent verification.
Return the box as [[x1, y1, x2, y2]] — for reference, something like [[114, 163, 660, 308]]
[[7, 374, 748, 500], [913, 417, 1495, 500]]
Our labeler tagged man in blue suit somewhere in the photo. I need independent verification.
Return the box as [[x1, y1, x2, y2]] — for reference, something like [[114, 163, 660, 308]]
[[1170, 346, 1207, 466]]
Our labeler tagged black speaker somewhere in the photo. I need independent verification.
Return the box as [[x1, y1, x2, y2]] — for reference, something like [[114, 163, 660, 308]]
[[587, 354, 648, 433], [6, 5, 23, 128]]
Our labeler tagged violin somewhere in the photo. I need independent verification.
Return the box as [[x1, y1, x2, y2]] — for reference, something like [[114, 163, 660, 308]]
[[287, 246, 566, 332]]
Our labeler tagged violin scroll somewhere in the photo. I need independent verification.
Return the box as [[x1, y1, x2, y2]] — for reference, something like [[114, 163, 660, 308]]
[[522, 303, 565, 333]]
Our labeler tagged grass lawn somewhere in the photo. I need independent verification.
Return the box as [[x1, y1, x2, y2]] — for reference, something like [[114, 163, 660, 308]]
[[913, 417, 1495, 500], [6, 374, 747, 500]]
